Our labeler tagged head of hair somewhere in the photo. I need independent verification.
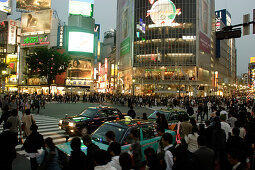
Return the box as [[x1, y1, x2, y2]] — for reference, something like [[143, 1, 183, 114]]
[[11, 109, 18, 116], [25, 109, 31, 115], [30, 124, 38, 132], [156, 112, 161, 117], [119, 152, 132, 170], [192, 126, 198, 134], [94, 149, 111, 166], [144, 147, 160, 169], [177, 114, 184, 122], [108, 142, 121, 156], [197, 135, 206, 146], [45, 137, 55, 151], [162, 133, 173, 144], [82, 134, 92, 144], [232, 127, 240, 137], [70, 137, 81, 151], [160, 114, 167, 122], [142, 113, 147, 119], [130, 106, 133, 110], [130, 128, 140, 139], [3, 121, 12, 129], [183, 114, 190, 121], [105, 131, 115, 141], [156, 125, 165, 134], [220, 114, 227, 121]]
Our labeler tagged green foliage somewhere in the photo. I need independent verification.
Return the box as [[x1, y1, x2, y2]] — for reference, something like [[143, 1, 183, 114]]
[[25, 47, 71, 85]]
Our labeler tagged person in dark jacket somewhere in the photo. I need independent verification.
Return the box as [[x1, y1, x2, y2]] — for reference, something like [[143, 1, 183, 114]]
[[23, 124, 45, 170], [0, 122, 18, 170], [129, 128, 142, 170], [194, 135, 214, 170], [69, 137, 88, 170], [127, 106, 136, 119], [82, 134, 100, 170]]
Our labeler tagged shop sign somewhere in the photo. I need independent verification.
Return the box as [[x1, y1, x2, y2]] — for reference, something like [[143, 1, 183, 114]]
[[66, 79, 92, 86], [8, 20, 16, 45], [22, 35, 50, 46], [145, 68, 180, 72]]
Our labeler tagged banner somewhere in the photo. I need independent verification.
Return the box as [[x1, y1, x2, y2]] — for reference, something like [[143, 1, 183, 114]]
[[16, 0, 51, 11], [21, 10, 52, 35]]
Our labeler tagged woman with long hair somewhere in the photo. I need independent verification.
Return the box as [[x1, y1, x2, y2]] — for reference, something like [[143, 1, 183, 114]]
[[40, 137, 61, 170]]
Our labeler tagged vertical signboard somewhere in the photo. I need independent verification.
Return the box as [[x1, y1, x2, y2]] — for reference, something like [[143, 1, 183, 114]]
[[8, 20, 16, 45]]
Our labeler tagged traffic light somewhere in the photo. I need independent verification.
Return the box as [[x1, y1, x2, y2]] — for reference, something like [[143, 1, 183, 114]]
[[243, 14, 250, 35], [216, 29, 242, 40], [253, 9, 255, 34]]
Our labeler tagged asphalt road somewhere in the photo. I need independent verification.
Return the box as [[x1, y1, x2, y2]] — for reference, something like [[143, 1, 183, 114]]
[[34, 102, 155, 119]]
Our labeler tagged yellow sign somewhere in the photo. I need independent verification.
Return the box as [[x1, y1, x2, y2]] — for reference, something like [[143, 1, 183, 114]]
[[251, 57, 255, 63]]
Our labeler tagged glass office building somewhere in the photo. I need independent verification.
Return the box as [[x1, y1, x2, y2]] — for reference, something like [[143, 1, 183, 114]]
[[117, 0, 216, 96]]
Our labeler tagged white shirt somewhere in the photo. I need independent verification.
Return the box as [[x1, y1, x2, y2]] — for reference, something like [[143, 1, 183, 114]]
[[108, 156, 121, 170], [221, 122, 231, 140], [228, 117, 237, 127], [164, 145, 174, 170], [95, 164, 117, 170], [185, 133, 199, 152]]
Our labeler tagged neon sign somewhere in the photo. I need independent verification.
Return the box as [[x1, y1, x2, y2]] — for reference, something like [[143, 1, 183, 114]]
[[147, 0, 181, 26], [22, 35, 50, 46]]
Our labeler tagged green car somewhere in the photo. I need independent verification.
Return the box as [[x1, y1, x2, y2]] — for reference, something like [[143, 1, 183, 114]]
[[57, 119, 176, 160], [148, 109, 187, 131]]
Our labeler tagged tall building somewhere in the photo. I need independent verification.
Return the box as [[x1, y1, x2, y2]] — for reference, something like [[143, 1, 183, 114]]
[[215, 9, 237, 96], [116, 0, 216, 96], [248, 57, 255, 89]]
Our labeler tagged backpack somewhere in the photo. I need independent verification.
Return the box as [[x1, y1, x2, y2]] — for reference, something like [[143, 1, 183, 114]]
[[158, 145, 175, 170]]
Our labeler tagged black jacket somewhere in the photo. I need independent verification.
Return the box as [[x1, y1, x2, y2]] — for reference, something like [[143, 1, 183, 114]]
[[0, 130, 18, 162], [69, 150, 88, 170], [194, 146, 215, 170], [24, 131, 45, 153], [127, 109, 136, 119], [87, 143, 100, 170]]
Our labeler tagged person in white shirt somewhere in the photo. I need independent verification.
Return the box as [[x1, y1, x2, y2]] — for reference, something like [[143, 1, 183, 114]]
[[220, 114, 231, 141], [185, 127, 199, 152], [161, 133, 174, 170], [107, 142, 121, 170], [207, 101, 212, 113]]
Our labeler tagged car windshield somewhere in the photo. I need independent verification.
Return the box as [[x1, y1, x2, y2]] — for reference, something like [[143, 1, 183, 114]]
[[148, 111, 170, 120], [80, 108, 98, 118], [91, 124, 126, 144]]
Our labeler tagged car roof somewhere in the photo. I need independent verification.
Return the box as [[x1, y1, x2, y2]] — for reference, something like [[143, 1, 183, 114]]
[[104, 119, 154, 129], [154, 108, 186, 113], [87, 106, 115, 110]]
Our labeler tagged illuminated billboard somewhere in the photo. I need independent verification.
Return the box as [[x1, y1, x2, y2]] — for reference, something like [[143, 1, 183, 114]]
[[68, 32, 94, 53], [16, 0, 51, 11], [251, 57, 255, 63], [0, 0, 11, 13], [69, 0, 94, 17], [21, 10, 52, 35]]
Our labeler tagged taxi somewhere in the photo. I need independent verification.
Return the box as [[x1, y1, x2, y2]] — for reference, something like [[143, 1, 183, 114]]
[[148, 108, 187, 131], [57, 117, 176, 160]]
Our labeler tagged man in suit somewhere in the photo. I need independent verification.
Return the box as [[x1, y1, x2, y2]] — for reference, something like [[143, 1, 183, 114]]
[[194, 135, 215, 170], [0, 122, 18, 170]]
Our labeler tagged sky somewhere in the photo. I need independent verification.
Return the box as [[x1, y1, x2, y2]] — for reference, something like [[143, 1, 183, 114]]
[[9, 0, 255, 75]]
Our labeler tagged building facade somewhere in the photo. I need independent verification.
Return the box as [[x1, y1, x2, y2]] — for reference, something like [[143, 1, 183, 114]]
[[116, 0, 216, 96]]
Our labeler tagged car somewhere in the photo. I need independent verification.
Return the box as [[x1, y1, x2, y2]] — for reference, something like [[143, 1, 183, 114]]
[[148, 109, 187, 131], [57, 119, 176, 160], [59, 106, 124, 136]]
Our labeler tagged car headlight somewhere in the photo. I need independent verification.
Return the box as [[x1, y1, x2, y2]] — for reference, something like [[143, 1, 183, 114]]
[[59, 120, 63, 125], [68, 122, 75, 127]]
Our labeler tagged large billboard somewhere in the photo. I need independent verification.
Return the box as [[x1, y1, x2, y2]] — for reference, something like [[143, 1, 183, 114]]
[[16, 0, 51, 11], [69, 0, 94, 17], [21, 10, 52, 35], [0, 0, 11, 13], [68, 32, 94, 53], [68, 60, 92, 79]]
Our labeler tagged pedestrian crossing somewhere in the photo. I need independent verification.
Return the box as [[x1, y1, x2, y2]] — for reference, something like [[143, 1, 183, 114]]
[[0, 112, 71, 157]]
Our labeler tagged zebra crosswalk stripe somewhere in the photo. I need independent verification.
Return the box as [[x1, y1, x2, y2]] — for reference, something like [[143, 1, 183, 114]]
[[0, 112, 71, 158]]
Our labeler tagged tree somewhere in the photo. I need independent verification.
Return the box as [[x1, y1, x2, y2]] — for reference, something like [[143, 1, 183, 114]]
[[25, 47, 71, 94]]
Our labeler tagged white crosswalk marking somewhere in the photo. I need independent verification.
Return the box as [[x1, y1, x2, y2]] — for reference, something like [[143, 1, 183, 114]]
[[0, 113, 70, 158]]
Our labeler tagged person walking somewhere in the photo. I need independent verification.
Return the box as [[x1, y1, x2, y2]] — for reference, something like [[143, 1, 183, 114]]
[[21, 109, 35, 137], [69, 137, 88, 170], [7, 109, 22, 137], [129, 128, 142, 170], [127, 106, 136, 119], [185, 127, 199, 153], [0, 122, 18, 170], [23, 124, 45, 170]]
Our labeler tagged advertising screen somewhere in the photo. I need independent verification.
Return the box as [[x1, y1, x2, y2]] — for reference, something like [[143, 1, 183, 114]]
[[68, 32, 94, 53], [21, 10, 52, 35], [16, 0, 51, 11], [69, 0, 94, 17], [0, 0, 11, 13]]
